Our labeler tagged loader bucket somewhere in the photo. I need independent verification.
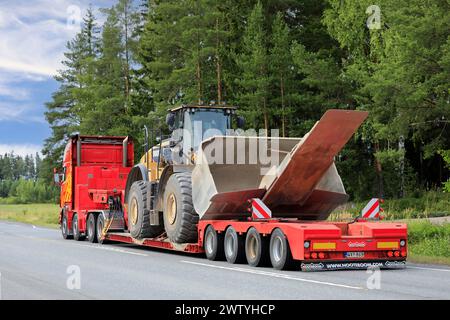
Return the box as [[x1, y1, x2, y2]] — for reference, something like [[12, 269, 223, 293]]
[[191, 109, 368, 221]]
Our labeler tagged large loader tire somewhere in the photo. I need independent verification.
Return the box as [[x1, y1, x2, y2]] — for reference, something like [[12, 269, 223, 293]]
[[163, 173, 199, 243], [128, 181, 163, 239]]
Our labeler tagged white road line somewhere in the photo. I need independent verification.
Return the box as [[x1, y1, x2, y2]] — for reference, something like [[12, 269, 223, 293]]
[[181, 260, 363, 290], [91, 245, 148, 257], [408, 265, 450, 273]]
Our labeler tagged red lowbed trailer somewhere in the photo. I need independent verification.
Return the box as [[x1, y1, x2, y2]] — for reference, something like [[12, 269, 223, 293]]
[[57, 134, 407, 271]]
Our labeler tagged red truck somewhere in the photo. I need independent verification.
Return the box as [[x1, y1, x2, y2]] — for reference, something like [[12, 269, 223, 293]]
[[55, 135, 134, 242], [56, 108, 407, 271]]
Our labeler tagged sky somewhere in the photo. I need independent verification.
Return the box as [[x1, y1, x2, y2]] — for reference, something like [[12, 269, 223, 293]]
[[0, 0, 114, 157]]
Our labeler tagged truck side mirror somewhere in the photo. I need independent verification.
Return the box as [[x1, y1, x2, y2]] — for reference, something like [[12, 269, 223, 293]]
[[237, 116, 245, 129], [166, 113, 176, 131]]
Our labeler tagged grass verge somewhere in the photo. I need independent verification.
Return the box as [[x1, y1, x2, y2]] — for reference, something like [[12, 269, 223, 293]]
[[407, 220, 450, 265], [0, 203, 60, 228]]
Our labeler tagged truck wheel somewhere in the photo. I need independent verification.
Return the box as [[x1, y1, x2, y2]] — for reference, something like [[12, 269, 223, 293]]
[[61, 211, 72, 240], [245, 227, 270, 267], [204, 225, 224, 261], [270, 228, 296, 270], [96, 214, 109, 244], [224, 227, 246, 264], [128, 181, 163, 239], [163, 173, 199, 243], [72, 214, 85, 241], [86, 214, 98, 243]]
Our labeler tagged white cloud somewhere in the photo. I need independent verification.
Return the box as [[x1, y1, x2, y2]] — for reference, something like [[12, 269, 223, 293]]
[[0, 0, 113, 78], [0, 102, 45, 123], [0, 144, 42, 157]]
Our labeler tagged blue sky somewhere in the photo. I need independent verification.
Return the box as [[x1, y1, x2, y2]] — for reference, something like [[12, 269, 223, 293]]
[[0, 0, 114, 156]]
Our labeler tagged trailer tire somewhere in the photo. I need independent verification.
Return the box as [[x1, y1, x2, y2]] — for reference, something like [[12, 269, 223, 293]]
[[96, 214, 109, 244], [163, 173, 199, 243], [270, 228, 296, 270], [128, 181, 163, 239], [61, 211, 72, 240], [72, 214, 85, 241], [87, 213, 98, 243], [224, 227, 246, 264], [204, 225, 225, 261], [245, 227, 270, 267]]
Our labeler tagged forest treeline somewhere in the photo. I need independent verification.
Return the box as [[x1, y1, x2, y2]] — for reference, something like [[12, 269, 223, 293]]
[[40, 0, 449, 201], [0, 153, 58, 203]]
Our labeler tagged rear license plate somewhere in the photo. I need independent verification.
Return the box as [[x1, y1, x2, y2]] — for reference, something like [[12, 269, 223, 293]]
[[344, 252, 365, 258]]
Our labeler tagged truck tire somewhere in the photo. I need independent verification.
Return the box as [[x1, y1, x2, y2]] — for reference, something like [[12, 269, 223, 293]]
[[128, 181, 163, 239], [204, 225, 225, 261], [72, 214, 85, 241], [224, 226, 246, 264], [245, 227, 270, 267], [163, 173, 199, 243], [269, 228, 296, 270], [96, 214, 109, 244], [61, 211, 72, 240], [86, 213, 97, 243]]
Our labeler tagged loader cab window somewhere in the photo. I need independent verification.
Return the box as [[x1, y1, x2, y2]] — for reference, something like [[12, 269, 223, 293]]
[[184, 108, 231, 149]]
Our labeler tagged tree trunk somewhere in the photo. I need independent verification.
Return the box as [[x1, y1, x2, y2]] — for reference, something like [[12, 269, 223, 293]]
[[280, 73, 285, 137], [216, 17, 222, 105], [374, 142, 384, 198]]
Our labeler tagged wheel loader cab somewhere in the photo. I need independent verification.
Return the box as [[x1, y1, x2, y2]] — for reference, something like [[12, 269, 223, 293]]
[[166, 105, 239, 165]]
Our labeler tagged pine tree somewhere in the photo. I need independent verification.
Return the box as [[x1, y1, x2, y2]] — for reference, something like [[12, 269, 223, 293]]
[[236, 1, 271, 131], [270, 12, 294, 137]]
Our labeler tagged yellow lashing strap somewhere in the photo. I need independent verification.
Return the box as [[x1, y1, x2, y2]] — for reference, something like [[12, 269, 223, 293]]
[[101, 214, 114, 240]]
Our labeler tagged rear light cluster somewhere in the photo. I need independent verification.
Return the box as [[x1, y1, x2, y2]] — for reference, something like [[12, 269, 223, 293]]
[[305, 252, 328, 260], [387, 250, 407, 257]]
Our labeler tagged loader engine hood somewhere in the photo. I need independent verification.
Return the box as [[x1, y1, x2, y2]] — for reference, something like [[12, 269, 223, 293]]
[[191, 109, 368, 221]]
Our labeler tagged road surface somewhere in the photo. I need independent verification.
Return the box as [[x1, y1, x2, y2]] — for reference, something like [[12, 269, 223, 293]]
[[0, 221, 449, 300]]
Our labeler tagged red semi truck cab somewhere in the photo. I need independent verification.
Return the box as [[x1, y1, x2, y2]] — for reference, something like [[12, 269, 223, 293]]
[[56, 135, 134, 241]]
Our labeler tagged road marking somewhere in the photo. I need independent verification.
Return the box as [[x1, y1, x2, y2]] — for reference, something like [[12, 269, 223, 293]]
[[90, 245, 148, 257], [408, 265, 450, 273], [181, 260, 363, 290]]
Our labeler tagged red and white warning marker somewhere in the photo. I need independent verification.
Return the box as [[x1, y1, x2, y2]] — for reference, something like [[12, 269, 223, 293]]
[[361, 198, 384, 219], [250, 198, 272, 219]]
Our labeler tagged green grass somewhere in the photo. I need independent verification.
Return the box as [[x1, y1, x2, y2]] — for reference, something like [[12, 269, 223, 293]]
[[0, 203, 60, 228], [331, 191, 450, 221]]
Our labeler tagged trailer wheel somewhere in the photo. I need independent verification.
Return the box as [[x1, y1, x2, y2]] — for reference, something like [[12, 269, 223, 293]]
[[245, 227, 270, 267], [61, 211, 72, 240], [270, 228, 296, 270], [86, 214, 98, 243], [163, 173, 199, 243], [204, 225, 225, 261], [128, 181, 163, 239], [224, 227, 246, 264], [72, 214, 85, 241]]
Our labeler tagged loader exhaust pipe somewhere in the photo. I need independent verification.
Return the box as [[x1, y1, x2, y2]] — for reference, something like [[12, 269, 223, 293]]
[[122, 137, 129, 167]]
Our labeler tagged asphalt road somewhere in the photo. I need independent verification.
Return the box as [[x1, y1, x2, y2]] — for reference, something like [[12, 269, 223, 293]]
[[0, 221, 449, 300]]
